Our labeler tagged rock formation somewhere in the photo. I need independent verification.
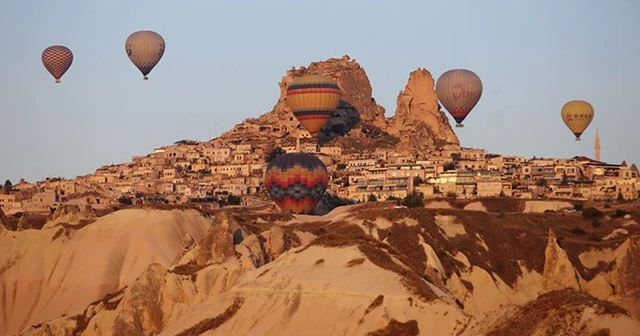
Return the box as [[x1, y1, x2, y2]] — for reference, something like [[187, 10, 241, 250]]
[[219, 55, 461, 155], [220, 55, 386, 144], [280, 55, 387, 128], [46, 204, 97, 228], [386, 68, 461, 154], [0, 208, 212, 336], [542, 229, 582, 291]]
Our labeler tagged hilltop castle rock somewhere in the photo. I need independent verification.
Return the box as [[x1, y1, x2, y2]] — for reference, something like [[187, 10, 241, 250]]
[[219, 55, 460, 154], [279, 55, 387, 128]]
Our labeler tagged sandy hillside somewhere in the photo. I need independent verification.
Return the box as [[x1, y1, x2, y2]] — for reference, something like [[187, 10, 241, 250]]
[[0, 208, 211, 336], [6, 199, 640, 336]]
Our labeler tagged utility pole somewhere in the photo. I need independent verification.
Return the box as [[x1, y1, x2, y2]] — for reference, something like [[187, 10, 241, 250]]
[[595, 128, 601, 162]]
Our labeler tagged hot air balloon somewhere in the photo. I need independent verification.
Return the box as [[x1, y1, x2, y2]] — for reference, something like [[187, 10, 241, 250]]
[[435, 69, 483, 127], [264, 152, 329, 214], [561, 100, 594, 141], [41, 45, 73, 84], [286, 74, 341, 135], [125, 30, 165, 80]]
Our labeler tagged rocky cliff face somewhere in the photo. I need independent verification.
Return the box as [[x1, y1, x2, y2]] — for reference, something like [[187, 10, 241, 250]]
[[219, 56, 461, 154], [386, 69, 461, 153], [219, 55, 385, 143], [279, 55, 387, 128]]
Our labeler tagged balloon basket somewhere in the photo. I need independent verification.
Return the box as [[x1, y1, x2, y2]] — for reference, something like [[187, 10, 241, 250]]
[[143, 76, 148, 80], [455, 123, 464, 128], [575, 138, 581, 142], [55, 79, 61, 84]]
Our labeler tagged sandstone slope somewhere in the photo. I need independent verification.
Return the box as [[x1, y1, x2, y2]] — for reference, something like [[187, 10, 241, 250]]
[[10, 200, 640, 336], [0, 208, 211, 336]]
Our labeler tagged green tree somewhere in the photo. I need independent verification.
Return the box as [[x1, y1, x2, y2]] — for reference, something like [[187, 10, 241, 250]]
[[266, 147, 286, 163], [227, 194, 242, 205], [118, 196, 133, 205], [402, 191, 424, 208], [367, 193, 377, 202], [443, 162, 456, 171], [3, 180, 12, 193]]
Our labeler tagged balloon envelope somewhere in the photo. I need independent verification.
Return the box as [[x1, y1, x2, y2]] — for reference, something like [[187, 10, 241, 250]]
[[125, 30, 165, 80], [435, 69, 483, 127], [286, 74, 341, 135], [42, 45, 73, 84], [561, 100, 594, 141], [264, 152, 329, 214]]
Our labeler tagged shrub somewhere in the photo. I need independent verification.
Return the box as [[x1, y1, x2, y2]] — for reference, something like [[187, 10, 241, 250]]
[[266, 147, 285, 163], [582, 207, 603, 219], [612, 209, 626, 219], [570, 227, 586, 235], [117, 196, 133, 205], [402, 192, 424, 208]]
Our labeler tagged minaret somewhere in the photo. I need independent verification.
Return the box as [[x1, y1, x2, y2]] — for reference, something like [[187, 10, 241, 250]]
[[595, 128, 601, 162]]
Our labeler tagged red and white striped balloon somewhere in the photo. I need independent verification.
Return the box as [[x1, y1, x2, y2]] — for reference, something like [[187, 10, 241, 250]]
[[41, 45, 74, 84]]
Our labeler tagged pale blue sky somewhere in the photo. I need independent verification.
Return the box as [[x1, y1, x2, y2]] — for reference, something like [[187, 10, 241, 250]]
[[1, 0, 639, 183]]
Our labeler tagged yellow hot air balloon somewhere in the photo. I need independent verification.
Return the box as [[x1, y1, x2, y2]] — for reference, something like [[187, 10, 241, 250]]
[[125, 30, 165, 80], [435, 69, 483, 127], [561, 100, 594, 141], [286, 74, 341, 135]]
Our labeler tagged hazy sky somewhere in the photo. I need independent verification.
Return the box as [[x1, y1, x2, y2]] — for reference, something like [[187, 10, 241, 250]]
[[1, 0, 639, 183]]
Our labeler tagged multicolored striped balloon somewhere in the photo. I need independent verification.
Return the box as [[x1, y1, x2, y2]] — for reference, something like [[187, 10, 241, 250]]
[[435, 69, 483, 127], [286, 74, 341, 135], [125, 30, 165, 80], [264, 152, 329, 214], [41, 45, 73, 84]]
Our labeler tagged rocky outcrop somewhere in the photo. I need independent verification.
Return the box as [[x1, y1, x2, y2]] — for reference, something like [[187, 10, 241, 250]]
[[220, 55, 386, 143], [219, 56, 460, 155], [280, 55, 387, 128], [386, 68, 461, 154], [18, 210, 317, 336], [0, 208, 212, 336], [543, 229, 582, 291], [473, 289, 640, 336], [45, 204, 97, 229], [613, 235, 640, 319], [111, 264, 167, 335]]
